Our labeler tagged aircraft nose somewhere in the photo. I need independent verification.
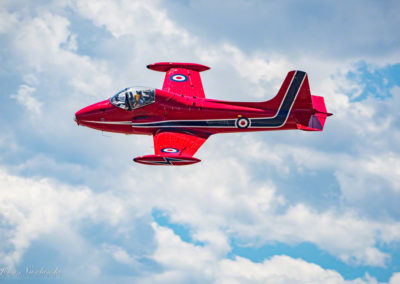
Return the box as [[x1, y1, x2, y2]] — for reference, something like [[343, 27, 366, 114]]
[[74, 114, 80, 125], [74, 106, 94, 126], [74, 99, 112, 126], [74, 108, 86, 125]]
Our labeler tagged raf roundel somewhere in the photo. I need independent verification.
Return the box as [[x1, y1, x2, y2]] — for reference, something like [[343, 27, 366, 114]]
[[170, 74, 188, 82], [161, 147, 180, 153], [236, 117, 250, 129]]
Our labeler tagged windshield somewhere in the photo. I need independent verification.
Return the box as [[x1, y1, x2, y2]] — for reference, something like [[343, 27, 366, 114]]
[[110, 87, 155, 110]]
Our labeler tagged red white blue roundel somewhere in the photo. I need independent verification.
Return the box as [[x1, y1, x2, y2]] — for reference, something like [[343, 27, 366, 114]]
[[161, 147, 180, 153], [236, 117, 250, 129], [170, 74, 188, 82]]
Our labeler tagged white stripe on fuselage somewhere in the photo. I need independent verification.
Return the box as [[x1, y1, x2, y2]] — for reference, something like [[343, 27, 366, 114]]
[[81, 120, 132, 125]]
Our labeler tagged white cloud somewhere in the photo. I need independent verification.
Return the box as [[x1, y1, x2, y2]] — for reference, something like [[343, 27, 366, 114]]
[[101, 244, 139, 266], [113, 157, 399, 267], [10, 84, 42, 116], [72, 0, 191, 43], [0, 168, 132, 268], [142, 223, 389, 284], [389, 273, 400, 284], [2, 9, 113, 101], [218, 256, 344, 284]]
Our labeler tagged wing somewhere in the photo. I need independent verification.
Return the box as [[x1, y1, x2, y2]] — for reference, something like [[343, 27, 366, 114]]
[[153, 131, 208, 157], [147, 62, 210, 98], [133, 131, 208, 166]]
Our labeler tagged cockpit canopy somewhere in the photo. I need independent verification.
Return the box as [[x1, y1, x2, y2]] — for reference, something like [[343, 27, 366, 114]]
[[110, 87, 155, 110]]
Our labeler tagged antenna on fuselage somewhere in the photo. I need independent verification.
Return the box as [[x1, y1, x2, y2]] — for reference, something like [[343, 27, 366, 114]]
[[101, 131, 111, 138]]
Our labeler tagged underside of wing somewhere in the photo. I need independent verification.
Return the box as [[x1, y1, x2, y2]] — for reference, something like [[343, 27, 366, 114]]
[[133, 130, 209, 166], [153, 131, 208, 156], [147, 62, 210, 98]]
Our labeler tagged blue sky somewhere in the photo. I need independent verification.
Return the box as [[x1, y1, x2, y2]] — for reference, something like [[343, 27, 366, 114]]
[[1, 0, 400, 283]]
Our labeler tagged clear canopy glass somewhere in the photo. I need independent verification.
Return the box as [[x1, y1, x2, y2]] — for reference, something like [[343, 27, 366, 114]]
[[110, 87, 155, 110]]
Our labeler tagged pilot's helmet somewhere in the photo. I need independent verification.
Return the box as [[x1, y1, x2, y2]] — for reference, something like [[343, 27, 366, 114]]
[[135, 93, 140, 101]]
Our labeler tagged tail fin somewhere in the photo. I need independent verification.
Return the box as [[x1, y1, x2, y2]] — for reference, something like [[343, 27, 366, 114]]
[[258, 70, 332, 131], [290, 73, 332, 131], [261, 70, 299, 110]]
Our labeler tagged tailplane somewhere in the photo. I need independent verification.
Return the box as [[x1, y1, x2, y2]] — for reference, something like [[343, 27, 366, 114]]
[[290, 73, 332, 131]]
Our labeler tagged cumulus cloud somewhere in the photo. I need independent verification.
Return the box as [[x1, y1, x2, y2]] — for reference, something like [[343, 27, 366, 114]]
[[154, 174, 397, 267], [142, 223, 395, 284], [101, 244, 139, 266], [0, 168, 131, 268], [10, 84, 42, 116], [1, 8, 113, 101]]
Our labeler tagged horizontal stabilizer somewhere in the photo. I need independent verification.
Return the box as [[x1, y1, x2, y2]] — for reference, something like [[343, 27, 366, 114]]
[[134, 155, 201, 166], [295, 95, 332, 131]]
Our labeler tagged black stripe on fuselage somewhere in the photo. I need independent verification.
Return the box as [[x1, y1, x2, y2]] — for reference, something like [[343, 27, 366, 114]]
[[131, 71, 305, 129], [250, 71, 305, 127]]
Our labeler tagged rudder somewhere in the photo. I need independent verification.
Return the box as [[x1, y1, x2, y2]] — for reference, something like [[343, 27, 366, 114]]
[[291, 74, 332, 131]]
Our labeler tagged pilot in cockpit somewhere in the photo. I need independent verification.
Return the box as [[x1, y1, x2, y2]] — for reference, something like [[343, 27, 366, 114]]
[[133, 92, 142, 108], [110, 87, 155, 110]]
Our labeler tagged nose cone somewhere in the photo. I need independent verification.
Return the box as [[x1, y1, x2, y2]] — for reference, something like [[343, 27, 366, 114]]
[[75, 106, 90, 124], [74, 106, 91, 125], [74, 109, 83, 124], [74, 99, 111, 125]]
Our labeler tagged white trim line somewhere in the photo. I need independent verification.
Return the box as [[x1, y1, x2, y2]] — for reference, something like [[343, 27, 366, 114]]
[[81, 120, 132, 125]]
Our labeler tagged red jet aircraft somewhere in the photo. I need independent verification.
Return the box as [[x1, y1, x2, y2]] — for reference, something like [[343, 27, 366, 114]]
[[75, 62, 332, 166]]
